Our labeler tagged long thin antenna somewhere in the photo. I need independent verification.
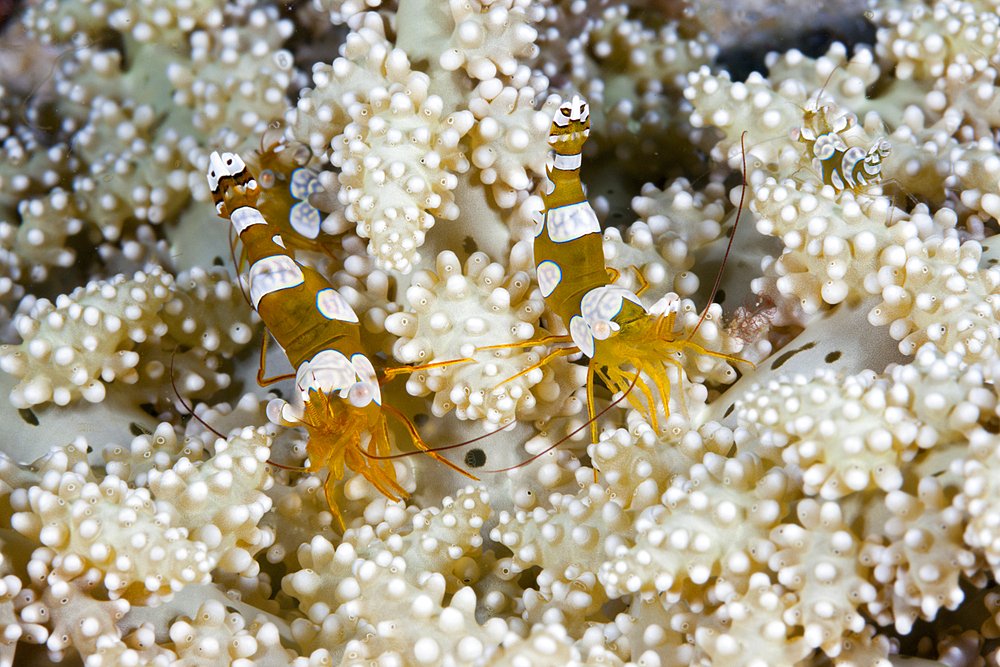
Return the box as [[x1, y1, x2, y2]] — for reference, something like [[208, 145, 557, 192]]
[[482, 368, 641, 474], [687, 131, 749, 341], [170, 348, 226, 440], [358, 418, 518, 461]]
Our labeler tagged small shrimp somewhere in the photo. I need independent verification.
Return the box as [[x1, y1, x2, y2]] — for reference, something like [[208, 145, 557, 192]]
[[207, 151, 477, 530], [240, 137, 340, 259], [485, 95, 752, 449]]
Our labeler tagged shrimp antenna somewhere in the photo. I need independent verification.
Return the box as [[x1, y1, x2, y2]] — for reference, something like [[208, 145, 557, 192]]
[[482, 368, 640, 474], [357, 418, 519, 462], [687, 131, 749, 341], [170, 347, 226, 440]]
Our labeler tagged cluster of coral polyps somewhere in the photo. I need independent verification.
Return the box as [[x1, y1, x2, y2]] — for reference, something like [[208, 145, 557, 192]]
[[2, 0, 1000, 663]]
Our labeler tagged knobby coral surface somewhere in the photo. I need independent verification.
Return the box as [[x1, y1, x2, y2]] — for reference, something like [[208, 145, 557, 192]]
[[0, 0, 999, 664]]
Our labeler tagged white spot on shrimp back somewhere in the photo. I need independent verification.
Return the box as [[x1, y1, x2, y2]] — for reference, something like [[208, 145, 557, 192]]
[[543, 201, 600, 243], [231, 206, 267, 234], [316, 288, 359, 324], [289, 200, 321, 239], [580, 286, 644, 325], [569, 314, 595, 357], [536, 260, 562, 298], [289, 167, 320, 200], [248, 255, 304, 308], [295, 349, 357, 399], [349, 353, 381, 406]]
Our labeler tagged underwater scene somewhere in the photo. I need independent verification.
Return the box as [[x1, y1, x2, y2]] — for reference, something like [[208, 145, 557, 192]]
[[0, 0, 999, 663]]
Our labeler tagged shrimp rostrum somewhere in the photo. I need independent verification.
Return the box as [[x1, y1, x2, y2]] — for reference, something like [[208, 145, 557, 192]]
[[207, 151, 475, 529], [510, 95, 751, 438]]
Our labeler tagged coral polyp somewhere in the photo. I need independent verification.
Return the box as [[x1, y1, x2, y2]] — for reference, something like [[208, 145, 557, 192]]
[[1, 0, 1000, 664]]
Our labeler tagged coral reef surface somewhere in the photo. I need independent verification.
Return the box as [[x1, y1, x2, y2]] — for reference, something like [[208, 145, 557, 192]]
[[0, 0, 999, 664]]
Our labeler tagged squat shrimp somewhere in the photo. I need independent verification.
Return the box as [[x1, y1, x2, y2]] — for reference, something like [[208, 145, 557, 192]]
[[207, 151, 476, 530], [487, 95, 752, 447]]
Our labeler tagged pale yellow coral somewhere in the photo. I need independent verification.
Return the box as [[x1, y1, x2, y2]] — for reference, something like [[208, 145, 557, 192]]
[[438, 0, 540, 82], [332, 83, 474, 272], [286, 13, 410, 155], [386, 250, 583, 425], [0, 267, 172, 408], [166, 8, 294, 145], [862, 478, 981, 634], [600, 453, 788, 602], [284, 487, 506, 664], [468, 82, 558, 207]]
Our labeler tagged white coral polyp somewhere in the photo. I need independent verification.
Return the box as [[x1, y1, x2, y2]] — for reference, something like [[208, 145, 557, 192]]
[[468, 82, 559, 207], [439, 0, 539, 82], [0, 268, 172, 409], [385, 251, 577, 426], [868, 234, 1000, 363], [333, 83, 474, 273]]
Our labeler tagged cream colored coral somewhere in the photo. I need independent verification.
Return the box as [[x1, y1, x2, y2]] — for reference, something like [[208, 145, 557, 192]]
[[40, 575, 129, 662], [102, 421, 206, 482], [332, 82, 474, 273], [284, 488, 506, 664], [286, 13, 411, 155], [750, 178, 901, 313], [5, 186, 81, 282], [487, 623, 622, 666], [168, 600, 288, 666], [0, 138, 80, 283], [24, 0, 227, 43], [631, 179, 727, 275], [438, 0, 539, 82], [160, 267, 255, 358], [955, 429, 1000, 579], [11, 472, 214, 602], [9, 427, 272, 604], [769, 500, 876, 655], [492, 483, 631, 589], [167, 8, 294, 145], [862, 478, 980, 634], [600, 453, 787, 601], [737, 369, 920, 497], [590, 415, 738, 514], [69, 96, 200, 238], [869, 234, 1000, 362], [468, 82, 558, 207], [312, 0, 381, 25], [677, 572, 812, 667], [870, 0, 1000, 81], [147, 426, 275, 579], [0, 267, 172, 408], [385, 250, 582, 425]]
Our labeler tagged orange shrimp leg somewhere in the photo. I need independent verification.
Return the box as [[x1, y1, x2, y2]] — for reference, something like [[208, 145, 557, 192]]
[[256, 329, 296, 387], [381, 356, 476, 379]]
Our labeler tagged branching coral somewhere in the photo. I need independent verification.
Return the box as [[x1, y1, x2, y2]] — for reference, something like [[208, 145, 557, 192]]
[[0, 268, 172, 408], [2, 0, 1000, 664], [385, 249, 582, 425]]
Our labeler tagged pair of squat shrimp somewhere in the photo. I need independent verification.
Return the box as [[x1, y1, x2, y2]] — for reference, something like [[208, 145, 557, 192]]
[[206, 151, 477, 530]]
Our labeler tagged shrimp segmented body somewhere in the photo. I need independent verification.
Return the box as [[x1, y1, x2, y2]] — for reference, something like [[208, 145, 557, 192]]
[[791, 102, 891, 194], [207, 151, 475, 529], [510, 96, 750, 441]]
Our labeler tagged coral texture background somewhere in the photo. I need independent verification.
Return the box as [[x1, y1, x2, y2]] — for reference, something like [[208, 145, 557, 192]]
[[0, 0, 999, 664]]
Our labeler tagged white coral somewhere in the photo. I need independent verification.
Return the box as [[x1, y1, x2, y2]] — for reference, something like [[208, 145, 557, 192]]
[[0, 268, 172, 408], [439, 0, 540, 82], [385, 250, 581, 425], [332, 84, 474, 273]]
